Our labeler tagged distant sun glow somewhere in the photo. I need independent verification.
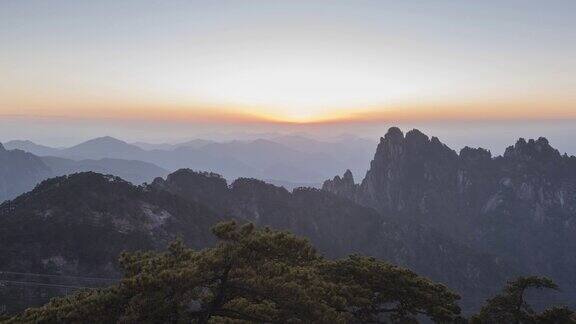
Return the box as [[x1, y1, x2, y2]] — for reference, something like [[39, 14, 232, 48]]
[[1, 1, 576, 124]]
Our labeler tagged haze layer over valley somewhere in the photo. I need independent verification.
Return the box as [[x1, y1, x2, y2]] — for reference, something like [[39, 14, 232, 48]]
[[1, 133, 376, 202]]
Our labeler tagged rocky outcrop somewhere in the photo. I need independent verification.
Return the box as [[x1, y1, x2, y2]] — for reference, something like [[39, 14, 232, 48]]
[[323, 127, 576, 305], [333, 128, 466, 238], [322, 169, 358, 200]]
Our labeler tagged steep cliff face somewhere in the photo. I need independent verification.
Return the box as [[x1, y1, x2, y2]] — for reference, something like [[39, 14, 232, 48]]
[[322, 169, 357, 199], [359, 128, 460, 220], [324, 128, 465, 234], [474, 138, 576, 289], [0, 144, 53, 203], [323, 127, 576, 302]]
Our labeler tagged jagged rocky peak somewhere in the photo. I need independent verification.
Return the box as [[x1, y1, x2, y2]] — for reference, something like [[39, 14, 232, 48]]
[[372, 127, 406, 164], [322, 175, 341, 191], [504, 136, 561, 161], [0, 142, 5, 151], [376, 127, 455, 155], [322, 169, 357, 199], [342, 169, 354, 184], [404, 128, 430, 145], [371, 128, 458, 168], [382, 126, 404, 142], [320, 127, 576, 303]]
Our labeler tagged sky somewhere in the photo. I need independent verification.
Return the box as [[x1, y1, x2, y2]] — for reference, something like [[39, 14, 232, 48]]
[[1, 0, 576, 149]]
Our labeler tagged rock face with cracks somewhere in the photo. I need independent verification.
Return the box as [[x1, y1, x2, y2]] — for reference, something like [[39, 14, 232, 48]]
[[324, 127, 576, 308]]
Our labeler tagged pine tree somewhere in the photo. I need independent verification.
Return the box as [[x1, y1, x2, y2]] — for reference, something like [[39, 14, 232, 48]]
[[471, 276, 575, 324], [9, 221, 463, 323]]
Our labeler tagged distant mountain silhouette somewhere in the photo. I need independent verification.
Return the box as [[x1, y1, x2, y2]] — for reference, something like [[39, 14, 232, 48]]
[[0, 143, 168, 202], [4, 140, 62, 156], [195, 139, 337, 181], [61, 136, 148, 160], [174, 139, 216, 149], [42, 156, 168, 184], [6, 135, 372, 184], [132, 139, 215, 151], [0, 143, 52, 202], [271, 134, 375, 178], [131, 141, 176, 151]]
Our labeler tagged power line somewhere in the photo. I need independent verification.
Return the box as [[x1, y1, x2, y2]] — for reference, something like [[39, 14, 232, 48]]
[[0, 280, 96, 290], [0, 271, 119, 282]]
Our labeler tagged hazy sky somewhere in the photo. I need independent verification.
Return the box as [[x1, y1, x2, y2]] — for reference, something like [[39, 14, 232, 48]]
[[1, 0, 576, 146]]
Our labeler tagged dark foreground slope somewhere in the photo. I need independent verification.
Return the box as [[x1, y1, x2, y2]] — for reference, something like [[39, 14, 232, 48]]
[[0, 172, 221, 278], [324, 127, 576, 306], [152, 169, 510, 307], [1, 169, 508, 314]]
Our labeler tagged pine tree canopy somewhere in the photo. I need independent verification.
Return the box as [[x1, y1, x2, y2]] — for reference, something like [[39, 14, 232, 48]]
[[8, 221, 464, 324]]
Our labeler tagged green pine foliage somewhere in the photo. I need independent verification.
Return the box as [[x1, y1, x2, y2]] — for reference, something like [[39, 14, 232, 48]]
[[5, 222, 574, 323], [7, 222, 463, 323], [471, 276, 575, 324]]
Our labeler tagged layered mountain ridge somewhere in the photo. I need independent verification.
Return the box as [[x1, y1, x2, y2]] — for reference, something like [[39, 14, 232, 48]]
[[5, 135, 375, 186], [1, 169, 509, 312], [3, 127, 575, 313], [0, 144, 167, 202]]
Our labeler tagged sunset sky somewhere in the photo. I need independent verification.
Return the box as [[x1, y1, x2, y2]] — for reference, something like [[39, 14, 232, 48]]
[[1, 0, 576, 147]]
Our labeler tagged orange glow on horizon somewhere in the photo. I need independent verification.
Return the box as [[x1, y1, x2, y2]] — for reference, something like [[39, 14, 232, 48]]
[[2, 97, 576, 125]]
